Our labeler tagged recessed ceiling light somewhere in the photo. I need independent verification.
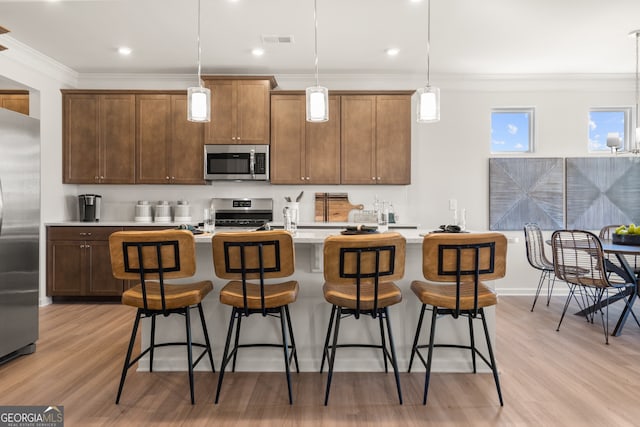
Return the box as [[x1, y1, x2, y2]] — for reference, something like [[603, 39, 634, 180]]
[[252, 47, 265, 57], [118, 46, 132, 56], [386, 48, 400, 56]]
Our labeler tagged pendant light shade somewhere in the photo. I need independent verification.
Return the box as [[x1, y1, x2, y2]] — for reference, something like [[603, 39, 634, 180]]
[[188, 85, 210, 122], [417, 85, 440, 123], [187, 0, 210, 122], [306, 0, 329, 122], [417, 0, 440, 124], [306, 86, 329, 122]]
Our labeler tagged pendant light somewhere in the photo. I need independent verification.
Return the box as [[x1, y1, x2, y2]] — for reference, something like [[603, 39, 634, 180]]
[[187, 0, 210, 122], [417, 0, 440, 123], [631, 29, 640, 153], [306, 0, 329, 122]]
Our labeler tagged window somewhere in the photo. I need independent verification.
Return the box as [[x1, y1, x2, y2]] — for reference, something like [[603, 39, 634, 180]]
[[588, 107, 632, 153], [491, 108, 534, 153]]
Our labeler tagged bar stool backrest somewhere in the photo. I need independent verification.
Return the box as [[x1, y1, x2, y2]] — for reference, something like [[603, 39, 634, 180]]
[[109, 229, 197, 312]]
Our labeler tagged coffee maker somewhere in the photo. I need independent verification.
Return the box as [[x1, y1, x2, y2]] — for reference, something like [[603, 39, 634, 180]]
[[78, 194, 102, 222]]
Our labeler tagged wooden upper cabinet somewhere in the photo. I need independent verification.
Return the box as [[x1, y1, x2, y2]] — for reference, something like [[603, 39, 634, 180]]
[[0, 91, 29, 115], [63, 92, 135, 184], [203, 77, 275, 144], [270, 94, 341, 185], [136, 94, 204, 184], [341, 94, 411, 185]]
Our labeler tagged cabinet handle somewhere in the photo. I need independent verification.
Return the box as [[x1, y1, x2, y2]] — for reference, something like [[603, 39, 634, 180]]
[[372, 177, 376, 180], [306, 177, 310, 180], [232, 137, 236, 140], [87, 232, 91, 236], [171, 176, 175, 180], [80, 244, 84, 248], [79, 232, 86, 236], [377, 177, 381, 180], [166, 176, 170, 180], [94, 176, 99, 181], [237, 137, 241, 141], [301, 177, 305, 181]]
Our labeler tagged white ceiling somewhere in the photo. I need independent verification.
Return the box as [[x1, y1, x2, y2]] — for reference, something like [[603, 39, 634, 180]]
[[1, 0, 640, 77]]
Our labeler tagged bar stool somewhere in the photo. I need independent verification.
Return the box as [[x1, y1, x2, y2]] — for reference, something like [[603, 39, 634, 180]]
[[108, 229, 215, 405], [408, 232, 507, 406], [321, 232, 406, 405], [212, 230, 299, 404]]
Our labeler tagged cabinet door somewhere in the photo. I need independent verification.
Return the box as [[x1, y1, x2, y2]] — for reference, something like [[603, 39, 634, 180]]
[[100, 94, 136, 183], [169, 95, 205, 184], [0, 94, 29, 115], [63, 94, 99, 183], [341, 96, 377, 184], [236, 80, 270, 145], [136, 94, 171, 184], [270, 95, 305, 184], [86, 240, 124, 296], [205, 80, 234, 144], [306, 96, 341, 184], [376, 95, 411, 184], [47, 240, 85, 295]]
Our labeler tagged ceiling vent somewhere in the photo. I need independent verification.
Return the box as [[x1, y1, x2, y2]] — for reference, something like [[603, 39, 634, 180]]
[[261, 35, 294, 44]]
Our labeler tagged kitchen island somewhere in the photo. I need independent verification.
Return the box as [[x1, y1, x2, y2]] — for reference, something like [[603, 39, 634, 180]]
[[135, 226, 500, 374]]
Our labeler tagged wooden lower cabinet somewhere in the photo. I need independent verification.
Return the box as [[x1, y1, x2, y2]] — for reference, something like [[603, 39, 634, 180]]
[[47, 226, 124, 297]]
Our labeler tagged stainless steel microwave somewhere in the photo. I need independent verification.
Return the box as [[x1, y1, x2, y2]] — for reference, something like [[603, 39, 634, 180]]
[[204, 145, 269, 181]]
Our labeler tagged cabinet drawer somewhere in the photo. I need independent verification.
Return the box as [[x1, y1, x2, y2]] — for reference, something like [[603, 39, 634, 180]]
[[47, 226, 123, 241]]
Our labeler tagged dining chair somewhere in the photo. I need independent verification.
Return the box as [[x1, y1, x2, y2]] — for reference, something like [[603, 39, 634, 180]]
[[523, 223, 557, 311], [408, 232, 507, 406], [109, 229, 215, 404], [551, 229, 637, 344], [212, 230, 299, 404], [320, 232, 405, 405]]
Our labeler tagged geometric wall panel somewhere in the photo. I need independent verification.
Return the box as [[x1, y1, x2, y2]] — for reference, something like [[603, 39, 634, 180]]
[[489, 158, 564, 230], [566, 157, 640, 229]]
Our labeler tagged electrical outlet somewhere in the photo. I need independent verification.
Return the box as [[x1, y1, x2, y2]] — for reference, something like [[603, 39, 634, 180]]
[[449, 199, 457, 211]]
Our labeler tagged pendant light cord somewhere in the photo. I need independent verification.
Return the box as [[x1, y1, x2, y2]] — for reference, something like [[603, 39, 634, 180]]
[[197, 0, 203, 88], [313, 0, 320, 88], [426, 0, 431, 87]]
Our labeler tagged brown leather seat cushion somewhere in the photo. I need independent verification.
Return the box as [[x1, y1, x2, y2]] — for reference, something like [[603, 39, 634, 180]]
[[323, 281, 402, 310], [122, 280, 213, 310], [219, 280, 299, 309], [410, 280, 497, 310]]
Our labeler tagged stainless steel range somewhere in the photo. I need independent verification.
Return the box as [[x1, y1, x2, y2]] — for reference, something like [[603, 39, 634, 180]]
[[212, 198, 273, 228]]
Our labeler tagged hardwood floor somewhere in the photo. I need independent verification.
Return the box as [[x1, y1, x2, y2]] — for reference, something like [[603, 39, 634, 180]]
[[1, 296, 639, 426]]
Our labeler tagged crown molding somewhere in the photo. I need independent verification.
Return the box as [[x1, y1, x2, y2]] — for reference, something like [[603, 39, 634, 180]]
[[0, 36, 77, 87]]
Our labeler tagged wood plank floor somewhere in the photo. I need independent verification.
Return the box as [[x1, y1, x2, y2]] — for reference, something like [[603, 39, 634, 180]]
[[1, 296, 640, 426]]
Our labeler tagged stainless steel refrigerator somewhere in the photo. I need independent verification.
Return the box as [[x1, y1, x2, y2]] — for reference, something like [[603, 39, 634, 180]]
[[0, 107, 40, 363]]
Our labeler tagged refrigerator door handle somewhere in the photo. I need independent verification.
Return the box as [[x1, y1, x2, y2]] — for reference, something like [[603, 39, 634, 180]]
[[0, 178, 3, 234]]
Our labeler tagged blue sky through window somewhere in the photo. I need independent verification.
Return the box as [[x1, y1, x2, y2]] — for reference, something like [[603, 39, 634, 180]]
[[491, 111, 532, 152], [589, 110, 626, 151]]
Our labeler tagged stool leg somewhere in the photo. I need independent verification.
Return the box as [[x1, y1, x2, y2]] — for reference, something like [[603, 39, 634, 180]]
[[423, 306, 438, 405], [468, 314, 477, 373], [197, 303, 215, 372], [320, 305, 336, 373], [231, 315, 242, 372], [215, 308, 238, 404], [149, 313, 156, 372], [379, 314, 389, 373], [185, 307, 195, 404], [384, 307, 403, 405], [480, 308, 503, 406], [324, 306, 342, 406], [408, 304, 426, 373], [116, 309, 142, 404], [279, 306, 293, 405], [284, 305, 299, 373]]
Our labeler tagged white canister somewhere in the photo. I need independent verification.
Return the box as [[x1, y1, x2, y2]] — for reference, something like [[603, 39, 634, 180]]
[[134, 200, 153, 222], [174, 200, 192, 223], [155, 200, 172, 223]]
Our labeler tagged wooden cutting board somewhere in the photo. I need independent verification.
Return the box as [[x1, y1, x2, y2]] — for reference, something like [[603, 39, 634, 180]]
[[315, 193, 364, 222]]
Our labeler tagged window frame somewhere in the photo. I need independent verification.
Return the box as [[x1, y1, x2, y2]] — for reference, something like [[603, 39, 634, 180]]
[[490, 107, 535, 154], [588, 107, 633, 153]]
